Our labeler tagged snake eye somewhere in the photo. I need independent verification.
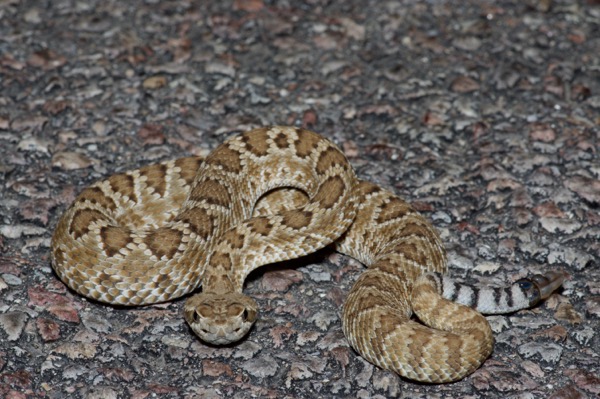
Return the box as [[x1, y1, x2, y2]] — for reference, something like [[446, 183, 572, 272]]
[[242, 309, 250, 321], [242, 308, 256, 322], [192, 310, 201, 323]]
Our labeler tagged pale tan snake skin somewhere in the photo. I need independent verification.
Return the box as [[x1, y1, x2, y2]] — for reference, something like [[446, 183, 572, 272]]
[[51, 126, 564, 383]]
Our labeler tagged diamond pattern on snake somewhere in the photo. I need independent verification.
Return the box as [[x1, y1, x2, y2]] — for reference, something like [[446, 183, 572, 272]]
[[51, 126, 564, 383]]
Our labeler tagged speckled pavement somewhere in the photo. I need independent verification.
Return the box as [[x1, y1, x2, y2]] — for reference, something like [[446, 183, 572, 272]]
[[0, 1, 598, 398]]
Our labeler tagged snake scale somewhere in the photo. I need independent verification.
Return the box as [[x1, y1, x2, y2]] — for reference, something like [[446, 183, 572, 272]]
[[51, 126, 564, 383]]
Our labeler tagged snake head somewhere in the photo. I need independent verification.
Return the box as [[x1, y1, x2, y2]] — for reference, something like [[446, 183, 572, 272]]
[[184, 292, 258, 345]]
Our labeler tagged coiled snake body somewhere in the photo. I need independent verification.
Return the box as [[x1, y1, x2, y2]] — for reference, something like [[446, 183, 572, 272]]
[[51, 126, 563, 383]]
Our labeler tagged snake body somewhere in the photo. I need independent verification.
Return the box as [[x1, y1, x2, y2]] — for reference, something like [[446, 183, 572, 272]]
[[51, 126, 563, 383]]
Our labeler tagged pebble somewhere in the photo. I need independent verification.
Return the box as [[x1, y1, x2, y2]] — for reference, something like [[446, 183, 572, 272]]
[[453, 36, 482, 51], [431, 211, 452, 223], [142, 76, 168, 89], [2, 273, 22, 286], [81, 312, 112, 334], [241, 354, 279, 378], [52, 151, 94, 170], [477, 245, 496, 260], [0, 311, 28, 341], [52, 342, 98, 360], [24, 7, 42, 24], [37, 318, 61, 342], [308, 310, 337, 331], [565, 176, 600, 204], [17, 137, 51, 154], [584, 297, 600, 318], [572, 326, 594, 346], [304, 265, 332, 282], [547, 247, 593, 270], [539, 217, 582, 234], [161, 334, 189, 349], [448, 251, 475, 270], [518, 342, 563, 364], [0, 224, 46, 239]]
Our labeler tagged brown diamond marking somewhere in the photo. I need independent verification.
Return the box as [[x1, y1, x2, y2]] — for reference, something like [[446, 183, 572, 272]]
[[189, 178, 231, 207], [77, 187, 117, 211], [356, 181, 382, 198], [354, 268, 390, 291], [242, 128, 270, 156], [176, 208, 213, 239], [397, 221, 431, 240], [209, 252, 233, 269], [407, 323, 436, 357], [314, 176, 346, 208], [468, 324, 489, 344], [281, 210, 313, 230], [203, 270, 232, 290], [140, 163, 167, 197], [70, 209, 107, 239], [377, 312, 407, 353], [223, 230, 245, 249], [376, 198, 412, 223], [206, 145, 243, 173], [294, 129, 322, 158], [52, 246, 65, 267], [145, 227, 183, 259], [441, 334, 465, 368], [100, 226, 133, 257], [108, 174, 137, 202], [390, 241, 427, 267], [316, 146, 348, 174], [175, 157, 203, 184], [274, 132, 290, 149], [247, 217, 273, 236]]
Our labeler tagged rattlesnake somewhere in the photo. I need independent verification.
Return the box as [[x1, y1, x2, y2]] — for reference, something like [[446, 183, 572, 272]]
[[51, 126, 564, 383]]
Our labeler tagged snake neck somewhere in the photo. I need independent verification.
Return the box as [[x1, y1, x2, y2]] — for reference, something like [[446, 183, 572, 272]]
[[201, 253, 243, 295]]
